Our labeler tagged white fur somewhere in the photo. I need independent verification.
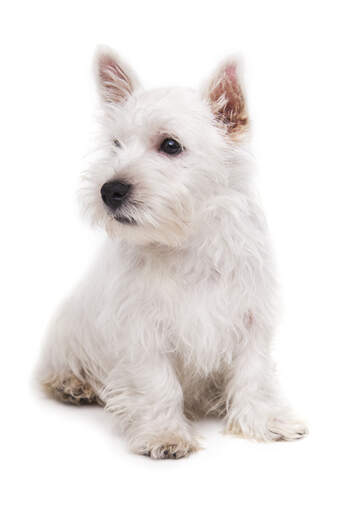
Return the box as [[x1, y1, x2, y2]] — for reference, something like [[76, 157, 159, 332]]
[[37, 47, 307, 459]]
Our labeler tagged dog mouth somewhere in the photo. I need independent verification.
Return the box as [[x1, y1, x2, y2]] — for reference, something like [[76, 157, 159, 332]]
[[114, 213, 136, 225]]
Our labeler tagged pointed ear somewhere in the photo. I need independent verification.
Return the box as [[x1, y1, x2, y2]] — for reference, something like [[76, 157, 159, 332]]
[[94, 46, 140, 104], [203, 58, 248, 138]]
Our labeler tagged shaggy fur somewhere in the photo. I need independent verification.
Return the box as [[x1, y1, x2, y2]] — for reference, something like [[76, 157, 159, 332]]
[[37, 46, 307, 459]]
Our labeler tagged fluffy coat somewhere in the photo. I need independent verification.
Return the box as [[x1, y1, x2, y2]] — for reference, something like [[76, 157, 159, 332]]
[[37, 47, 307, 459]]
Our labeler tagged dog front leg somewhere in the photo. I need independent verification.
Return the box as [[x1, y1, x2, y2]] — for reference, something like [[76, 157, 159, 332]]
[[103, 354, 200, 459], [224, 320, 307, 441]]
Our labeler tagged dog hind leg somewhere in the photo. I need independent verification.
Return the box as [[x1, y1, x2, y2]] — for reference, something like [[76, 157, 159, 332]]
[[43, 373, 102, 405]]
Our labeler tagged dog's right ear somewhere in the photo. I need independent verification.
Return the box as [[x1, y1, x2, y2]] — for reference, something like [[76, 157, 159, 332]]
[[203, 57, 249, 139], [95, 46, 140, 104]]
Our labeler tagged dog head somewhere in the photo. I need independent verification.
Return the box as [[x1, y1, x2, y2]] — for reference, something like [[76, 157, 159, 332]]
[[81, 46, 250, 247]]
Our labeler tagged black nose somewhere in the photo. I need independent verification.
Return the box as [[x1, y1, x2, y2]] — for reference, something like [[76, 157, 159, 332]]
[[100, 181, 131, 211]]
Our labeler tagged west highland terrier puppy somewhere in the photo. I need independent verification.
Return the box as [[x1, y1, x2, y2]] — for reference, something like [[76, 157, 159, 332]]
[[37, 46, 307, 459]]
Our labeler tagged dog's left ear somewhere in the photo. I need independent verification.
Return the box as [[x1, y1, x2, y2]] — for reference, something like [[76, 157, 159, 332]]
[[95, 46, 141, 104], [203, 58, 249, 138]]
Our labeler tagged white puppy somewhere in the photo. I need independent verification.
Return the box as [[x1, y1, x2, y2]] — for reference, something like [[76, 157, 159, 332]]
[[37, 47, 307, 459]]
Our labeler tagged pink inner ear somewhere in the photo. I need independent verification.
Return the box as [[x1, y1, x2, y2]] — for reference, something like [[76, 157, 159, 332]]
[[224, 62, 237, 83], [208, 60, 248, 136], [99, 54, 114, 74], [99, 55, 125, 83], [98, 54, 133, 103]]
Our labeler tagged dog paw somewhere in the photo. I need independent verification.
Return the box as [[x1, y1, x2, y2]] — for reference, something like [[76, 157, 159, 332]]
[[136, 434, 200, 460], [226, 413, 308, 442], [43, 375, 102, 406], [267, 418, 308, 441]]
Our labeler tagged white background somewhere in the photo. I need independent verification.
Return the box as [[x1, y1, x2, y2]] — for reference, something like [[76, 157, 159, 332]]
[[1, 1, 340, 511]]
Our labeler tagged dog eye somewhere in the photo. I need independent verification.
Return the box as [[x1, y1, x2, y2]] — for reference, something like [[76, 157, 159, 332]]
[[113, 138, 121, 148], [159, 138, 182, 155]]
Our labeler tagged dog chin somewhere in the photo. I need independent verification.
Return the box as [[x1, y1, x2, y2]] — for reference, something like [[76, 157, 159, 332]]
[[105, 216, 189, 248]]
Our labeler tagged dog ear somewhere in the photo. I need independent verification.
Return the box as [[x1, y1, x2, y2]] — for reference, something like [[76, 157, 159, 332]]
[[203, 58, 249, 138], [95, 46, 140, 104]]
